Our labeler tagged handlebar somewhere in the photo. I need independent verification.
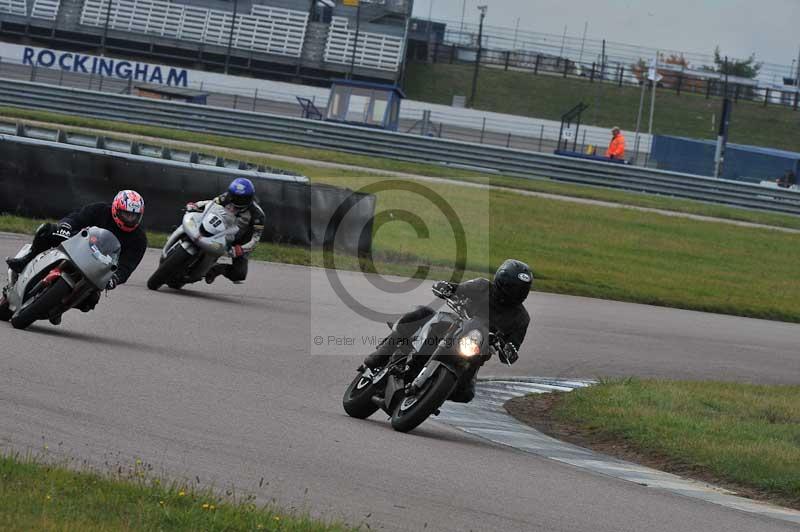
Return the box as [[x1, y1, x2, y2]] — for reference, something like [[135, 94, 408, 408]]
[[432, 288, 471, 320], [432, 285, 516, 365]]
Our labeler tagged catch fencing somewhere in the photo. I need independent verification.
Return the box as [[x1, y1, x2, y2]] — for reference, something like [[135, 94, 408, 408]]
[[0, 78, 799, 216], [0, 54, 651, 159], [419, 17, 800, 110]]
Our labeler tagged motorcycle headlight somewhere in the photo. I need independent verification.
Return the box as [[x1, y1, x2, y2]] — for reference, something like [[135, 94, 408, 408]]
[[458, 330, 483, 357]]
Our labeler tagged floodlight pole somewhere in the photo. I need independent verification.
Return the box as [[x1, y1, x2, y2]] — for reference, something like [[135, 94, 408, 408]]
[[647, 51, 658, 137], [349, 0, 362, 78], [224, 0, 239, 74], [795, 45, 800, 88], [101, 0, 113, 56], [469, 5, 487, 108]]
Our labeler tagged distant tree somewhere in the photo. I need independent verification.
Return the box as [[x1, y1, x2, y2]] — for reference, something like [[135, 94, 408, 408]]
[[628, 53, 711, 93], [663, 54, 688, 69], [705, 46, 761, 79]]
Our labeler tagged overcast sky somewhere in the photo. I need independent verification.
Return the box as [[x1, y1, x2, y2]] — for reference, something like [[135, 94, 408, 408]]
[[413, 0, 799, 71]]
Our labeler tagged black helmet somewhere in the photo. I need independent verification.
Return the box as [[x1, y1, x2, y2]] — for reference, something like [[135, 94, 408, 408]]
[[493, 259, 533, 305]]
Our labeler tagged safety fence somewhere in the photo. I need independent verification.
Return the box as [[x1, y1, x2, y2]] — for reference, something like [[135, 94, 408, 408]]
[[416, 27, 800, 111], [0, 78, 797, 216], [0, 59, 652, 159]]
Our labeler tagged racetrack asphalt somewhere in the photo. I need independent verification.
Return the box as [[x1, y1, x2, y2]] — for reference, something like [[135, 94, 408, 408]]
[[1, 233, 798, 532]]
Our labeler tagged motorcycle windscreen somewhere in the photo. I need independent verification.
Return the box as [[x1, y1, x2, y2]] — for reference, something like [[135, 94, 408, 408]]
[[60, 227, 122, 290]]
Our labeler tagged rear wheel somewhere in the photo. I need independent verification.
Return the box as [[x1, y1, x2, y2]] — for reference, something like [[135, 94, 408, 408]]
[[10, 278, 71, 330], [390, 367, 456, 433], [342, 369, 381, 419], [147, 245, 192, 291]]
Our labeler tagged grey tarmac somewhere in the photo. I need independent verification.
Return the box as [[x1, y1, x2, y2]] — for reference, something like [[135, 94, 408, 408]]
[[0, 233, 798, 532]]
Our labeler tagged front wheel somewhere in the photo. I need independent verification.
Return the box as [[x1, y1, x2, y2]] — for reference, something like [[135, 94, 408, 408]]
[[147, 245, 192, 291], [390, 367, 457, 433], [342, 369, 381, 419], [10, 278, 71, 330]]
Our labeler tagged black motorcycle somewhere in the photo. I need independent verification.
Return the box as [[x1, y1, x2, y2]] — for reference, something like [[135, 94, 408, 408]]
[[342, 287, 514, 433]]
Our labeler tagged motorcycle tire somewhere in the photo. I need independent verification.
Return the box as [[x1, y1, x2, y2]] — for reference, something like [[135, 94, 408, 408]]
[[10, 278, 71, 330], [342, 369, 381, 419], [147, 245, 191, 291], [0, 294, 11, 322], [390, 367, 456, 433]]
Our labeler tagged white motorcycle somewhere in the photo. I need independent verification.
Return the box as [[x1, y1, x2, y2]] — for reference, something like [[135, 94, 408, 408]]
[[147, 202, 238, 291], [0, 227, 121, 330]]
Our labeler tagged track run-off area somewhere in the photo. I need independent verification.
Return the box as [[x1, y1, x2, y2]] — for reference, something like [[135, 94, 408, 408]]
[[1, 233, 798, 532]]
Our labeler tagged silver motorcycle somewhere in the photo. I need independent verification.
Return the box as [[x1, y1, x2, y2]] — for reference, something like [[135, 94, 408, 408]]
[[0, 227, 121, 330], [147, 202, 238, 291]]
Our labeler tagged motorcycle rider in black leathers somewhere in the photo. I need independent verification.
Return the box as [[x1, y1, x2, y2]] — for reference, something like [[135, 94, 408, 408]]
[[184, 178, 265, 285], [363, 259, 533, 403], [5, 190, 147, 324]]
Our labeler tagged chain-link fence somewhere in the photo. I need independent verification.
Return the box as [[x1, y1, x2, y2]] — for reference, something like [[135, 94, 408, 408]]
[[0, 58, 655, 162]]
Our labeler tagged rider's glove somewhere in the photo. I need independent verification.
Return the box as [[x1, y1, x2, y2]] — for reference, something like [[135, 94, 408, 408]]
[[499, 343, 519, 365], [185, 202, 200, 212], [228, 245, 245, 259], [106, 274, 119, 291], [52, 223, 72, 241], [432, 281, 454, 298]]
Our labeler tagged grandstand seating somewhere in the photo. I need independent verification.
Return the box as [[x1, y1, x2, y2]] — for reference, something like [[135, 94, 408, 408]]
[[0, 0, 410, 80], [0, 0, 28, 17], [324, 16, 404, 72], [80, 0, 309, 58], [31, 0, 60, 19]]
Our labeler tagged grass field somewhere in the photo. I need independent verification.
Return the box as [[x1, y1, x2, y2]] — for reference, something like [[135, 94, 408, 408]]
[[404, 63, 800, 153], [507, 379, 800, 509], [4, 106, 800, 231], [0, 453, 352, 531], [313, 175, 800, 322]]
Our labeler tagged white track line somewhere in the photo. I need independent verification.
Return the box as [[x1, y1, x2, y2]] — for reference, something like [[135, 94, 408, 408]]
[[436, 378, 800, 525]]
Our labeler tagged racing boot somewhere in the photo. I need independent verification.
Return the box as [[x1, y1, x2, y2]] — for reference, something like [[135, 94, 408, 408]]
[[77, 291, 101, 313], [205, 264, 226, 284], [449, 366, 480, 403], [48, 314, 62, 326], [6, 249, 38, 274], [363, 330, 407, 369], [6, 224, 55, 274]]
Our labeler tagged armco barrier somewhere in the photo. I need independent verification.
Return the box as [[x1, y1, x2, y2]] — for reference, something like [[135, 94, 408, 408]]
[[0, 135, 375, 254], [1, 78, 800, 215]]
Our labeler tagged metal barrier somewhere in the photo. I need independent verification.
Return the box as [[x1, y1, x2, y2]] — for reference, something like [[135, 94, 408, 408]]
[[0, 132, 374, 253], [1, 78, 799, 215], [0, 119, 307, 181]]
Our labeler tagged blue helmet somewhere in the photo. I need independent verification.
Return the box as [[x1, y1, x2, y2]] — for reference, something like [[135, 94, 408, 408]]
[[226, 178, 255, 212]]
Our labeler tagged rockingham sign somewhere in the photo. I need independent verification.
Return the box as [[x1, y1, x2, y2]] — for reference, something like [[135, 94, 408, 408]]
[[14, 44, 189, 86], [0, 41, 320, 98]]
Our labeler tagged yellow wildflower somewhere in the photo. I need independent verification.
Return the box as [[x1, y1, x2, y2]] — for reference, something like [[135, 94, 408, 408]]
[[178, 491, 185, 497], [202, 503, 210, 509]]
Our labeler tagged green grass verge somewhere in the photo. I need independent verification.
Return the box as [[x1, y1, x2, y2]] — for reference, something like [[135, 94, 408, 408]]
[[538, 379, 800, 508], [315, 175, 800, 323], [404, 63, 800, 153], [4, 106, 800, 231], [0, 453, 352, 531]]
